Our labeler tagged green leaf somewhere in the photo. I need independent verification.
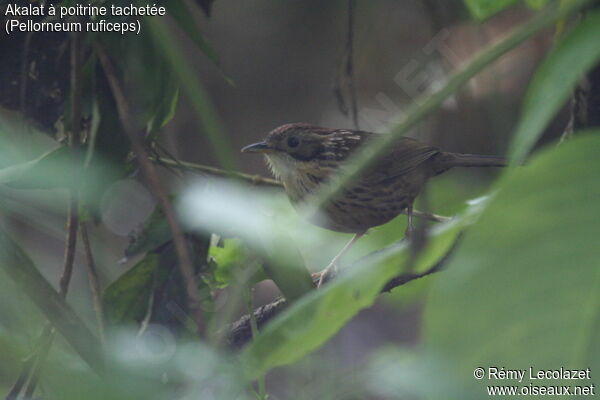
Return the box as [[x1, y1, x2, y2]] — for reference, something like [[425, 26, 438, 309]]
[[463, 0, 517, 20], [509, 11, 600, 164], [424, 133, 600, 399], [210, 238, 261, 287], [103, 254, 163, 325], [241, 219, 465, 380], [146, 87, 179, 138]]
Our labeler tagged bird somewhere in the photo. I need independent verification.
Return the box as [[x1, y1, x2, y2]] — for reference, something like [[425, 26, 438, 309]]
[[242, 123, 506, 286]]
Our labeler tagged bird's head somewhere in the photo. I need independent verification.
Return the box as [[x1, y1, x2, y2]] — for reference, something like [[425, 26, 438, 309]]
[[242, 123, 365, 181]]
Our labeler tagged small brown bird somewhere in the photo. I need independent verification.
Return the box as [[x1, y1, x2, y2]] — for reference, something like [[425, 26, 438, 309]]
[[242, 123, 505, 286]]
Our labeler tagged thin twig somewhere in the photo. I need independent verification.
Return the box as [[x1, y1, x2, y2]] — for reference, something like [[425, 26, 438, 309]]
[[333, 0, 360, 129], [96, 45, 205, 335], [81, 222, 105, 343], [346, 0, 359, 129], [151, 156, 281, 187]]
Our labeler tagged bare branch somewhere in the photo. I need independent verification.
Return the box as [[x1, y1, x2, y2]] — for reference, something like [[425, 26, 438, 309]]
[[151, 156, 281, 187]]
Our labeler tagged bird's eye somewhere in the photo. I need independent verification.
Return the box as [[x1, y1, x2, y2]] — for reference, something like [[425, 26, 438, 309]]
[[287, 136, 300, 148]]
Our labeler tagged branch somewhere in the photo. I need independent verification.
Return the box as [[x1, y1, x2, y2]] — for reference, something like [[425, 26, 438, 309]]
[[96, 45, 205, 335], [151, 156, 281, 187]]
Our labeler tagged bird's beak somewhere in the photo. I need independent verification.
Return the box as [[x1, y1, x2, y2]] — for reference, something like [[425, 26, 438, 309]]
[[241, 141, 272, 154]]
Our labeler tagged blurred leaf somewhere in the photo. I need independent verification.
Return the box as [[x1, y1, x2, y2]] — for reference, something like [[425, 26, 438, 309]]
[[125, 206, 170, 258], [168, 0, 220, 64], [180, 181, 315, 301], [0, 146, 82, 189], [241, 218, 465, 379], [103, 254, 163, 325], [0, 228, 103, 374], [509, 11, 600, 164], [463, 0, 517, 20], [424, 133, 600, 399]]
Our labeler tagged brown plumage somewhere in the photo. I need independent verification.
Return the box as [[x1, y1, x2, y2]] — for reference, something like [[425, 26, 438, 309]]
[[242, 123, 506, 234]]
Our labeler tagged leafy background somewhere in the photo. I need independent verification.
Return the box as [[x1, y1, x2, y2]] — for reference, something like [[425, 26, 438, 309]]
[[0, 0, 599, 399]]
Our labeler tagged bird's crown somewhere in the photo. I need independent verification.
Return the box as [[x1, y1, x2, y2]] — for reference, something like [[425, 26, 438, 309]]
[[262, 123, 368, 162]]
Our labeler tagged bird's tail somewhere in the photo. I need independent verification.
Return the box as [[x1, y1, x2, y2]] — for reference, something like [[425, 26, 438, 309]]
[[432, 152, 507, 174], [444, 152, 507, 168]]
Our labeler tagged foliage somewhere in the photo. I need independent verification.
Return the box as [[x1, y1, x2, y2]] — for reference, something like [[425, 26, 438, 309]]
[[424, 132, 600, 399], [1, 0, 599, 398]]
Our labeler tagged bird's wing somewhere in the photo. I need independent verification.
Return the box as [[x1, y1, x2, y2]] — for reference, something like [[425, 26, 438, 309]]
[[334, 130, 439, 183], [369, 136, 440, 183]]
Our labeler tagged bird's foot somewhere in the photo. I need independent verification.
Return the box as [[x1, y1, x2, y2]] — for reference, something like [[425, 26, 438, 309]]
[[317, 263, 338, 288]]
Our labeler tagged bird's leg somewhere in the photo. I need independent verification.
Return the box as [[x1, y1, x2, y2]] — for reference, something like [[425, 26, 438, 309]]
[[317, 232, 364, 288], [404, 204, 415, 238]]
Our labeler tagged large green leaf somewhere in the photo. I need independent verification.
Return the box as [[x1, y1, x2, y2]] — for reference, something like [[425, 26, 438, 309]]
[[241, 218, 466, 380], [509, 11, 600, 164], [424, 133, 600, 399]]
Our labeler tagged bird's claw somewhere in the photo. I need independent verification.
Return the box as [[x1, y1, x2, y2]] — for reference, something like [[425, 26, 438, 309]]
[[317, 263, 338, 288]]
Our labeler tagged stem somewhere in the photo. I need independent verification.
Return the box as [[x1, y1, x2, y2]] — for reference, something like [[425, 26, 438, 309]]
[[151, 156, 281, 187]]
